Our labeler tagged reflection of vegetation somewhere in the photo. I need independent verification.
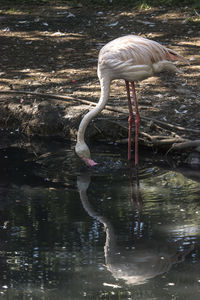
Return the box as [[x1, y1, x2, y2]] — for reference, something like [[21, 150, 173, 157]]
[[141, 171, 199, 222], [0, 168, 199, 298]]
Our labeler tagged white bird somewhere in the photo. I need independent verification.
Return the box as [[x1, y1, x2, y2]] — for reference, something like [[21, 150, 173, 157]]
[[75, 35, 188, 166]]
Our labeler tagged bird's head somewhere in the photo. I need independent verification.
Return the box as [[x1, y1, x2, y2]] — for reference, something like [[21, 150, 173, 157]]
[[75, 141, 97, 167]]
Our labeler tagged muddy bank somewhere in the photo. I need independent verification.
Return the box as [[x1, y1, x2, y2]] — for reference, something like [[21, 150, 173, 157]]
[[0, 89, 200, 169], [0, 3, 199, 166]]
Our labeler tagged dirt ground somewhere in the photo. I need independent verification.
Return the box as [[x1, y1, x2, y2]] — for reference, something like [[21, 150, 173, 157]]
[[0, 2, 199, 165]]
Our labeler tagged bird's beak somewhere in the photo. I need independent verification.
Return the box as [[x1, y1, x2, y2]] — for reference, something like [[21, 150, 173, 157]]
[[83, 158, 98, 167]]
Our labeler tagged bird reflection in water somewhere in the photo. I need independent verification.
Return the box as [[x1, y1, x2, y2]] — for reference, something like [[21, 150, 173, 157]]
[[129, 163, 142, 239], [77, 172, 194, 286]]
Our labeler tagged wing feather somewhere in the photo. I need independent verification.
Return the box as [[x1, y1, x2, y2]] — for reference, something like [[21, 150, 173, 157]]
[[98, 35, 188, 80]]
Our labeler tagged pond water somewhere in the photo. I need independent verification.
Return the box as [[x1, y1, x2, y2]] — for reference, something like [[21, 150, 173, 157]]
[[0, 142, 200, 300]]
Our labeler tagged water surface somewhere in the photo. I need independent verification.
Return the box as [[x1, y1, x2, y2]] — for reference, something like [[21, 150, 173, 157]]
[[0, 145, 200, 299]]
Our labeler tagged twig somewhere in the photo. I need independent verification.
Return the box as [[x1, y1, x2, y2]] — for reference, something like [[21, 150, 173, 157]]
[[149, 121, 182, 139], [151, 137, 188, 146], [141, 116, 200, 134]]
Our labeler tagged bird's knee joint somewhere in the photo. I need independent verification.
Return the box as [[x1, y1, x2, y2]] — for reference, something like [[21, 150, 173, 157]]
[[128, 115, 134, 123], [135, 119, 140, 126]]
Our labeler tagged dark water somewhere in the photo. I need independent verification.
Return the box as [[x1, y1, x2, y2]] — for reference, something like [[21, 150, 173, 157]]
[[0, 143, 200, 299]]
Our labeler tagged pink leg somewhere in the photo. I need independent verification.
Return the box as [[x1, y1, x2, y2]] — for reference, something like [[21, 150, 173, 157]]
[[125, 80, 134, 161], [129, 161, 143, 239], [130, 82, 140, 166]]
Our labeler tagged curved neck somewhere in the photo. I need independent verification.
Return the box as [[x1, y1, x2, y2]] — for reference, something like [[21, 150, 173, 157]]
[[78, 175, 116, 257], [77, 77, 110, 144]]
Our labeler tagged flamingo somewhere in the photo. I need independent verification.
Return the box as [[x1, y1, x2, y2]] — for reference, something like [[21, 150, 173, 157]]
[[75, 35, 188, 166], [77, 174, 194, 285]]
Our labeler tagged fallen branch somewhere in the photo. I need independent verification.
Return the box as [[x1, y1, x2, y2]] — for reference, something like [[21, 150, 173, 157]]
[[95, 117, 200, 152], [0, 89, 94, 105], [138, 131, 187, 144], [0, 89, 126, 114], [151, 137, 188, 146], [0, 89, 200, 135], [170, 140, 200, 151], [116, 134, 188, 148]]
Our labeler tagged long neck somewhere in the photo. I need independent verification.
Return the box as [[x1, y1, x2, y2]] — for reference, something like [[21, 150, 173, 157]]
[[77, 175, 116, 258], [77, 77, 110, 144]]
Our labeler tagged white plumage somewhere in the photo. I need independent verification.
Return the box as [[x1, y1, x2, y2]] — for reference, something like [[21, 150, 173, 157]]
[[75, 35, 188, 166]]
